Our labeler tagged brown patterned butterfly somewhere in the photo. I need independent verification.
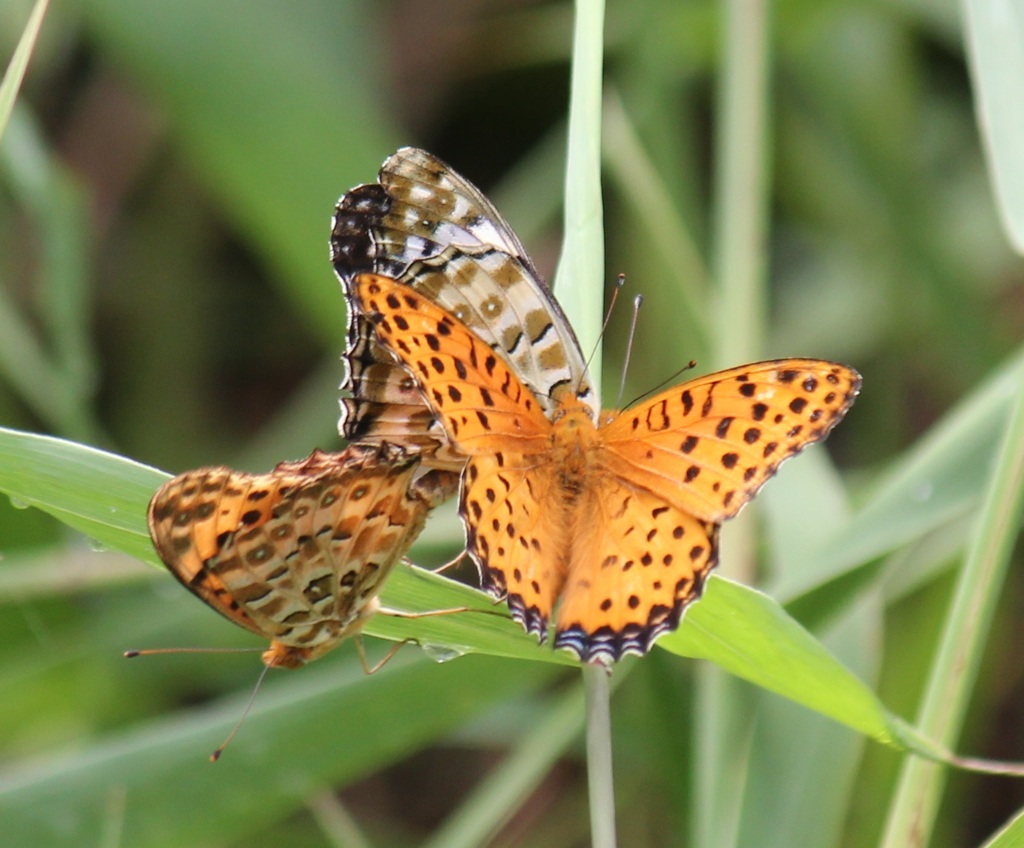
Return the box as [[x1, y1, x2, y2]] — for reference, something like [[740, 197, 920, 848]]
[[147, 442, 458, 669]]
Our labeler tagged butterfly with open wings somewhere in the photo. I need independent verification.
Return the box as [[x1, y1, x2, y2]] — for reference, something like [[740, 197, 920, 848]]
[[332, 150, 861, 664]]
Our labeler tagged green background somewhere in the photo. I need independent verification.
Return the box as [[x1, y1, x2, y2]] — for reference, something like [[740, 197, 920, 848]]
[[1, 1, 1023, 846]]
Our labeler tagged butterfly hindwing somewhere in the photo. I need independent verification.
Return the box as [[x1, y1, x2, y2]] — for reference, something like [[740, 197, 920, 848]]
[[341, 154, 862, 664], [554, 481, 719, 663], [461, 455, 568, 643], [355, 271, 861, 663], [148, 443, 447, 668]]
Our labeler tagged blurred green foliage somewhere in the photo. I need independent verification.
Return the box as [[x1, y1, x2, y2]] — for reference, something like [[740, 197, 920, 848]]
[[1, 1, 1023, 847]]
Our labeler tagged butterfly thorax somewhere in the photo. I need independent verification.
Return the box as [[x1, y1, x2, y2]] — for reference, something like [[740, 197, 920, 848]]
[[262, 641, 315, 669], [260, 632, 345, 669], [549, 403, 601, 500], [549, 390, 598, 426]]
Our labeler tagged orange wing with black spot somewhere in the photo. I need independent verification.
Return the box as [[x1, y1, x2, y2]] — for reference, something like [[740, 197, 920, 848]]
[[355, 273, 551, 455], [598, 360, 861, 523]]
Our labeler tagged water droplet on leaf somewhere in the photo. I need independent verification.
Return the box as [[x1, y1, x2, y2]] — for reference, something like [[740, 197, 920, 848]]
[[420, 643, 466, 663]]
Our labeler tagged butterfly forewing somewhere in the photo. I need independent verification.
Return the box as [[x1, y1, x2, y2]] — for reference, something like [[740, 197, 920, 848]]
[[339, 151, 862, 664], [149, 464, 272, 639], [375, 149, 535, 267], [354, 274, 551, 454], [599, 360, 862, 523]]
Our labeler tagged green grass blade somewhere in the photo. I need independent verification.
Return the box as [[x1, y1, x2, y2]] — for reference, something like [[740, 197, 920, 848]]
[[698, 2, 772, 844], [603, 90, 711, 354], [879, 342, 1024, 844], [0, 108, 102, 442], [964, 0, 1024, 254], [709, 0, 770, 371], [422, 685, 587, 848], [0, 0, 48, 142], [980, 806, 1024, 848], [552, 3, 606, 368], [82, 0, 393, 343]]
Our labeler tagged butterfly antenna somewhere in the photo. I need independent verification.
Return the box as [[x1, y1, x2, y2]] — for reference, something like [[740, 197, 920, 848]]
[[615, 294, 644, 408], [124, 647, 262, 658], [622, 359, 700, 410], [210, 663, 272, 762], [581, 273, 626, 381]]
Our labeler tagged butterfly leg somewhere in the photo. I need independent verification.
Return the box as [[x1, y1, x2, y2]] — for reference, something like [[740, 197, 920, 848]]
[[357, 607, 473, 673], [377, 605, 472, 619], [357, 635, 419, 674], [429, 548, 468, 575]]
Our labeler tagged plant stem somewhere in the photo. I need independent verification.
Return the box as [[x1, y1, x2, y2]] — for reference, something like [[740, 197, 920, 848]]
[[710, 0, 771, 371], [696, 1, 772, 845], [584, 665, 616, 848], [555, 1, 615, 846]]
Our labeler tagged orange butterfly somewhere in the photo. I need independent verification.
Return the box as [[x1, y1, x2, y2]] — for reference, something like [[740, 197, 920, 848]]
[[148, 443, 457, 669], [352, 274, 861, 663]]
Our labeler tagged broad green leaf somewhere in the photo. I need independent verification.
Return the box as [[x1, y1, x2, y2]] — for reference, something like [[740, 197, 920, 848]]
[[0, 426, 570, 666], [0, 655, 562, 848], [0, 427, 163, 563], [982, 806, 1024, 848], [3, 425, 991, 768], [662, 576, 895, 744]]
